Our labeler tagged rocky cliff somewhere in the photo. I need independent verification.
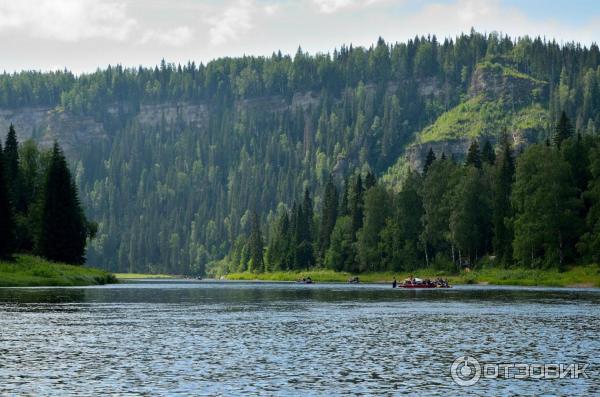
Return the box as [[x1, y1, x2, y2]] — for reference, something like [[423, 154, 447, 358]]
[[405, 62, 549, 170]]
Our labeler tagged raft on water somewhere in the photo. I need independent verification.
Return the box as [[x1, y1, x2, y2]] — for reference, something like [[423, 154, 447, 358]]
[[397, 277, 451, 289]]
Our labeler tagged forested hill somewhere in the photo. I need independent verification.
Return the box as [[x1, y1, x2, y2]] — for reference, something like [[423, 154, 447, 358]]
[[2, 31, 600, 274]]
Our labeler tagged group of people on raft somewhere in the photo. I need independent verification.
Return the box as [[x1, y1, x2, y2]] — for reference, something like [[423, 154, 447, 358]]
[[392, 275, 450, 288], [295, 274, 449, 288]]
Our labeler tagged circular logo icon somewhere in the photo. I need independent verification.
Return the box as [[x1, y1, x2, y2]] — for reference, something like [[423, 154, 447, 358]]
[[451, 356, 482, 386]]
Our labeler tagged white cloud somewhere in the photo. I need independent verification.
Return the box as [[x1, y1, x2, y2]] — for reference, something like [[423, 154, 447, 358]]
[[140, 26, 193, 47], [311, 0, 388, 14], [264, 4, 280, 16], [207, 0, 254, 46], [0, 0, 137, 42]]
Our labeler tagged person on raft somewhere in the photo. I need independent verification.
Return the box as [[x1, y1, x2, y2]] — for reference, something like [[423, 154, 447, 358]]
[[392, 277, 397, 288]]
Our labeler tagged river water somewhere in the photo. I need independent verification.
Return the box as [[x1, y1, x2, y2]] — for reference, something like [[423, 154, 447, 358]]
[[0, 281, 598, 396]]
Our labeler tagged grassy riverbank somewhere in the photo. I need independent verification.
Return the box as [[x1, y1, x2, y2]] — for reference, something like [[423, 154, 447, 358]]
[[224, 264, 600, 287], [0, 255, 117, 287], [114, 273, 177, 280]]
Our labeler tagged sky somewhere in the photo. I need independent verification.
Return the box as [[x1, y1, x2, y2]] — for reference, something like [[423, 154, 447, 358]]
[[0, 0, 599, 73]]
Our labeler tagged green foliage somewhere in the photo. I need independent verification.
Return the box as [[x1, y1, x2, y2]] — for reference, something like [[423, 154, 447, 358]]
[[324, 216, 356, 272], [418, 96, 549, 143], [357, 184, 391, 272], [420, 158, 459, 263], [449, 166, 491, 262], [512, 144, 582, 268], [578, 146, 600, 262]]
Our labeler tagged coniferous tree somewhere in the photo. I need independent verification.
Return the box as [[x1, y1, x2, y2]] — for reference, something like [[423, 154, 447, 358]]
[[423, 148, 436, 174], [482, 140, 496, 165], [247, 211, 264, 272], [553, 111, 574, 148], [289, 203, 299, 269], [492, 135, 515, 264], [357, 185, 391, 272], [465, 140, 482, 168], [420, 159, 459, 266], [350, 174, 364, 238], [36, 143, 88, 264], [318, 178, 338, 260], [295, 189, 314, 269], [340, 176, 350, 216], [380, 171, 424, 271], [364, 171, 376, 190], [4, 125, 23, 212], [0, 143, 16, 259]]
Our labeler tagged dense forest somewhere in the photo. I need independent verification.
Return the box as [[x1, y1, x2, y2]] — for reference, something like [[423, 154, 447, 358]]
[[0, 126, 94, 264], [2, 31, 600, 274], [225, 113, 600, 274]]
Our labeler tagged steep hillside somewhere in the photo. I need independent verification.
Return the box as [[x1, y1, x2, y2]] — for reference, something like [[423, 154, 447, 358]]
[[406, 62, 551, 170]]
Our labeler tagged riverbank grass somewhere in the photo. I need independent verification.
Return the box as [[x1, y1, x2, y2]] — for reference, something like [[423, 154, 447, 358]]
[[0, 255, 117, 287], [114, 273, 177, 279], [225, 264, 600, 287]]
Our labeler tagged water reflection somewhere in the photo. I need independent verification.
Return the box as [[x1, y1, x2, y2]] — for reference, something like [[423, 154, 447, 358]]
[[0, 282, 598, 395]]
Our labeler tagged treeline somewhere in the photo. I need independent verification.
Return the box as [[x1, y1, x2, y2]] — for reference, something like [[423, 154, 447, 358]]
[[225, 113, 600, 273], [0, 126, 95, 264]]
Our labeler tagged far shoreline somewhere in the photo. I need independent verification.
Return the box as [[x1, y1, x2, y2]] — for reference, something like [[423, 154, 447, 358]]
[[113, 265, 600, 289]]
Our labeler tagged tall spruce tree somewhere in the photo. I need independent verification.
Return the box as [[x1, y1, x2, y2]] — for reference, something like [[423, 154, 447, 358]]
[[482, 140, 496, 165], [296, 189, 314, 269], [364, 171, 376, 190], [350, 174, 365, 238], [36, 143, 88, 264], [4, 124, 23, 212], [0, 143, 16, 259], [423, 148, 436, 174], [553, 111, 574, 148], [492, 135, 515, 264], [318, 178, 338, 260], [465, 140, 482, 168], [247, 211, 264, 272], [340, 176, 350, 216]]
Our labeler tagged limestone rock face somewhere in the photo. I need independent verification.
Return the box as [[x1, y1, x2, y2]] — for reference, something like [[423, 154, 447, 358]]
[[469, 62, 548, 105]]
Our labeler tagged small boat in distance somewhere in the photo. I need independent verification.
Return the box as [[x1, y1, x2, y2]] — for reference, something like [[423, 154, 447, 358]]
[[297, 277, 313, 284], [398, 277, 450, 289]]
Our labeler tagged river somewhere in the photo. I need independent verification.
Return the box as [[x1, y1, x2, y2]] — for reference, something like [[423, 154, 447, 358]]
[[0, 281, 598, 395]]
